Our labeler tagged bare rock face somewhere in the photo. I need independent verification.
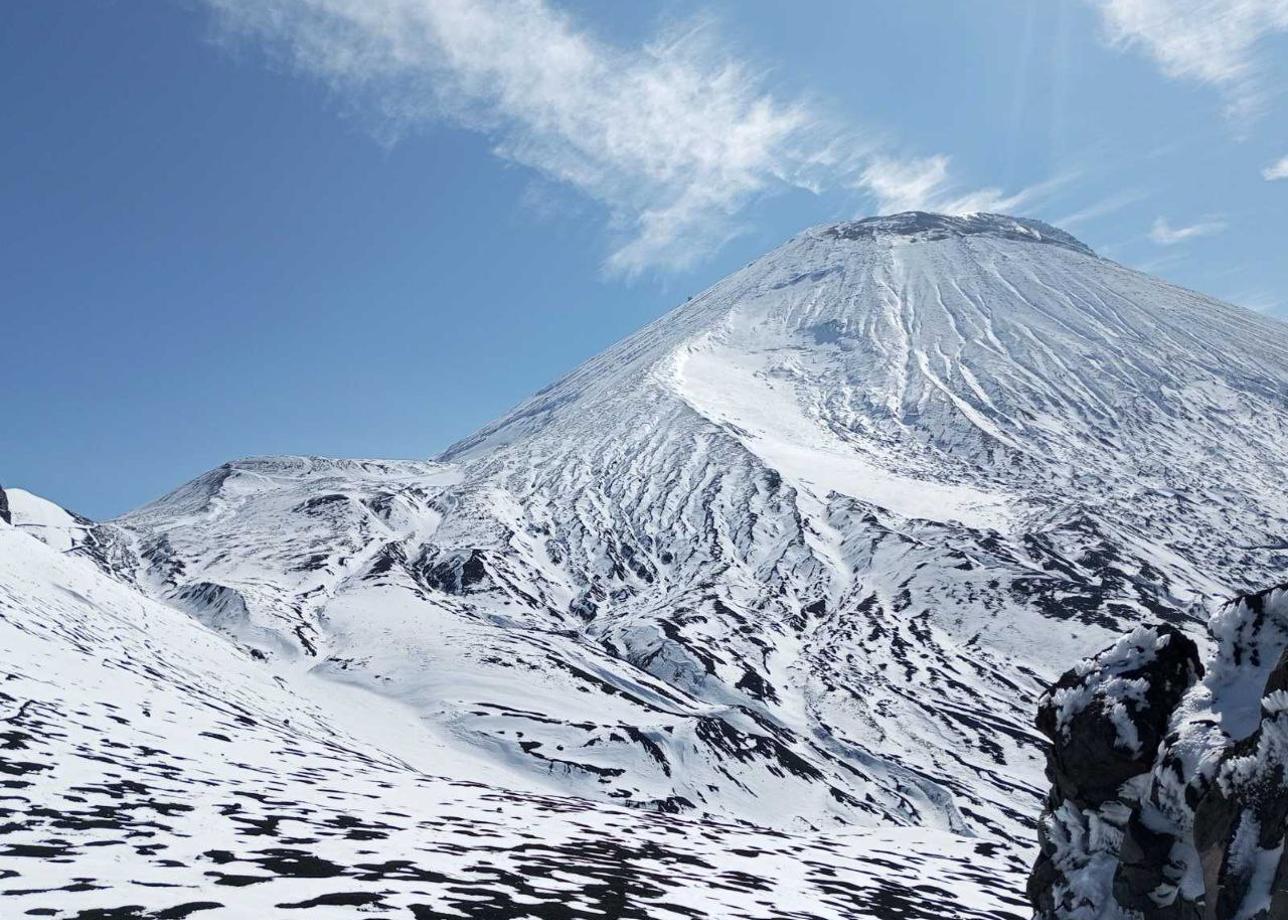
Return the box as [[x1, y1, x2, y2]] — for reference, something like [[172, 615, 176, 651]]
[[1028, 586, 1288, 920], [0, 484, 9, 525], [1036, 625, 1203, 809], [1028, 625, 1204, 919], [1191, 645, 1288, 920]]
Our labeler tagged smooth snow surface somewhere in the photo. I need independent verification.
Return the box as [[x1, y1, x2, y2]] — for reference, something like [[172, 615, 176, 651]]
[[670, 330, 1013, 532], [6, 487, 92, 552]]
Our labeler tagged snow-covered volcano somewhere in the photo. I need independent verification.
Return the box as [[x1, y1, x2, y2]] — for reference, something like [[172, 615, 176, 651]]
[[93, 214, 1288, 829], [6, 211, 1288, 914]]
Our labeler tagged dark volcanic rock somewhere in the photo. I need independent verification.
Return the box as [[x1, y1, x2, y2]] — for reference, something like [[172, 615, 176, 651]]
[[417, 548, 492, 595], [825, 211, 1096, 257], [1192, 644, 1288, 920], [1029, 625, 1203, 920], [1036, 624, 1201, 809], [1028, 585, 1288, 920], [0, 484, 9, 525], [1112, 809, 1199, 920], [1264, 646, 1288, 703]]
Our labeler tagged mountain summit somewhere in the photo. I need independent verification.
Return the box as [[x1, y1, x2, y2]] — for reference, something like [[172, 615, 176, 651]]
[[823, 211, 1096, 255], [7, 213, 1288, 913]]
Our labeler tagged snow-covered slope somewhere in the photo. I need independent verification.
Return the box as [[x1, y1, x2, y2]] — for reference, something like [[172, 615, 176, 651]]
[[0, 513, 1032, 918], [14, 212, 1288, 873]]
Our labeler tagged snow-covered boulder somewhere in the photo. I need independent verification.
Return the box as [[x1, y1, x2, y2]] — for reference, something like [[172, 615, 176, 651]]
[[1028, 624, 1203, 919], [1037, 624, 1203, 808], [1028, 586, 1288, 919]]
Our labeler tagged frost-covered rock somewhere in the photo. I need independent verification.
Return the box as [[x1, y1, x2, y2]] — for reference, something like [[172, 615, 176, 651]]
[[1028, 624, 1202, 919], [1037, 625, 1202, 808], [1190, 588, 1288, 920], [1028, 585, 1288, 919]]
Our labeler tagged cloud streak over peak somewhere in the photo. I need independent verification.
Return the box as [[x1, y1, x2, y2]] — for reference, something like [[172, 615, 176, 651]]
[[857, 155, 1069, 219], [207, 0, 859, 275], [1149, 215, 1227, 244], [205, 0, 1043, 274]]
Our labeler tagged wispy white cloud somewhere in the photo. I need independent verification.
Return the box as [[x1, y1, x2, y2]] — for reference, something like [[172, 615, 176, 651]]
[[855, 155, 1064, 216], [1149, 215, 1227, 244], [857, 157, 955, 214], [1264, 155, 1288, 179], [203, 0, 1049, 274], [1088, 0, 1288, 121], [1055, 189, 1148, 228], [205, 0, 868, 275]]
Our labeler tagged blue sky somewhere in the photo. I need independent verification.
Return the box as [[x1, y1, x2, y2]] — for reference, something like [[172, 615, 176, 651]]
[[3, 0, 1287, 518]]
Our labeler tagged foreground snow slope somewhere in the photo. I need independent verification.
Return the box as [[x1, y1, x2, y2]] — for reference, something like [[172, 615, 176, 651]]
[[0, 520, 1030, 918], [16, 213, 1288, 846]]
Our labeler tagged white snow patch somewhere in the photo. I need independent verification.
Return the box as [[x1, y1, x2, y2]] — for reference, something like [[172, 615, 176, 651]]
[[670, 334, 1012, 532]]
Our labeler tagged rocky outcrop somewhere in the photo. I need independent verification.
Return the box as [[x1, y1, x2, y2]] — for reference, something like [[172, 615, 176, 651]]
[[1028, 586, 1288, 919], [1027, 624, 1204, 919], [825, 211, 1097, 256], [0, 484, 9, 525]]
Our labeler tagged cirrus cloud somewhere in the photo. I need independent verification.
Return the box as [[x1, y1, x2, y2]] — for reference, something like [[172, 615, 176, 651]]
[[1088, 0, 1288, 122], [1149, 215, 1228, 244], [858, 155, 1069, 217], [206, 0, 863, 275], [203, 0, 1041, 275]]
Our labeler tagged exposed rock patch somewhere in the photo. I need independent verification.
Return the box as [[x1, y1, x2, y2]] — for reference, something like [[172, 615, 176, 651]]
[[1028, 586, 1288, 919], [823, 211, 1096, 256]]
